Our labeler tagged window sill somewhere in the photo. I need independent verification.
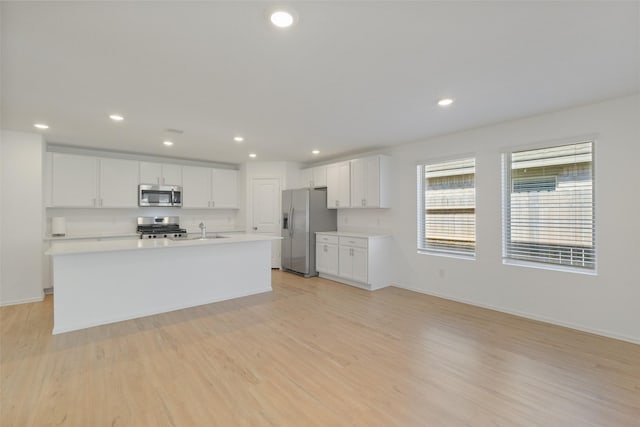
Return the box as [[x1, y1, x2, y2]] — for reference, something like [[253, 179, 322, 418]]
[[417, 249, 475, 261], [502, 258, 597, 276]]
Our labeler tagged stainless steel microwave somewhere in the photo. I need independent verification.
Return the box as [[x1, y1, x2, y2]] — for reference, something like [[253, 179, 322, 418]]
[[138, 184, 182, 207]]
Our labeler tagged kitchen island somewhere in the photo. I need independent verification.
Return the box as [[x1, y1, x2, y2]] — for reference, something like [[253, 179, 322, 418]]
[[46, 234, 280, 334]]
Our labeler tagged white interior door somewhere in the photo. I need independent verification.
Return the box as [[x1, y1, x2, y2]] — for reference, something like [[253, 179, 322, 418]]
[[252, 178, 281, 268]]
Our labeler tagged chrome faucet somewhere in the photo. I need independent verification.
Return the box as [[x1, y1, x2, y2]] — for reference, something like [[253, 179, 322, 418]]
[[199, 222, 206, 239]]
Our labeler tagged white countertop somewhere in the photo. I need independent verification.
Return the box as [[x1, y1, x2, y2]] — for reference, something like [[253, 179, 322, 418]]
[[46, 233, 281, 256], [316, 231, 391, 238], [44, 230, 246, 241], [44, 232, 140, 241]]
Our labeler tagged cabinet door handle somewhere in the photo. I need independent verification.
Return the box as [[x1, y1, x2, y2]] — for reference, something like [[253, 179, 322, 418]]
[[363, 198, 367, 207], [336, 200, 339, 207], [99, 198, 103, 207], [92, 198, 97, 207], [211, 200, 215, 208]]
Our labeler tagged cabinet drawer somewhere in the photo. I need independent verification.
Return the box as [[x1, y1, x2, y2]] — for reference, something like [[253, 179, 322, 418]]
[[316, 234, 339, 244], [339, 236, 368, 248]]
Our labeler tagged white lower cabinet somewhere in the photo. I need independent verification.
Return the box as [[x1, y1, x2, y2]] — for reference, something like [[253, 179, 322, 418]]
[[338, 240, 368, 283], [316, 232, 391, 290], [316, 234, 339, 276], [316, 242, 339, 276]]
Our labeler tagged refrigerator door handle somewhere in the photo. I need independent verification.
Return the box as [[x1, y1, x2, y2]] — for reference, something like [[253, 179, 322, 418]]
[[289, 207, 294, 237]]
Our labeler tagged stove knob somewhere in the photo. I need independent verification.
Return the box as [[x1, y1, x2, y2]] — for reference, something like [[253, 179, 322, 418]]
[[153, 235, 157, 238]]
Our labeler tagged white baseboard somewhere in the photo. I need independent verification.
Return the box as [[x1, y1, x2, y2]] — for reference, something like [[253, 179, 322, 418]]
[[317, 273, 389, 291], [392, 283, 640, 345], [0, 293, 45, 307]]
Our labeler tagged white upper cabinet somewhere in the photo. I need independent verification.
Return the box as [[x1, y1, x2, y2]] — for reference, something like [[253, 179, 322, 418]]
[[299, 168, 313, 188], [51, 153, 98, 207], [212, 168, 238, 208], [350, 155, 390, 208], [182, 166, 211, 208], [162, 164, 182, 185], [313, 165, 327, 188], [182, 166, 238, 209], [51, 154, 138, 208], [98, 158, 139, 208], [299, 165, 328, 189], [139, 162, 182, 185], [326, 161, 350, 209]]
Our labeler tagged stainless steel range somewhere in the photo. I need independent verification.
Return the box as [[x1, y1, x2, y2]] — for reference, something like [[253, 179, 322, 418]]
[[137, 216, 187, 239]]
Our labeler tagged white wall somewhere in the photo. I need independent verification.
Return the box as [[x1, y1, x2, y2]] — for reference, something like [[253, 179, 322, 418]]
[[45, 208, 241, 236], [0, 130, 45, 305], [338, 208, 392, 234], [388, 94, 640, 343]]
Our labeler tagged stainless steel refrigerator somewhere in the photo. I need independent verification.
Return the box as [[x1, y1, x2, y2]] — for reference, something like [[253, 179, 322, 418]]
[[281, 188, 337, 277]]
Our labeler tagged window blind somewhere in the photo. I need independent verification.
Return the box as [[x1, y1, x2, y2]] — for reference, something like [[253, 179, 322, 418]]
[[418, 158, 475, 256], [504, 141, 595, 269]]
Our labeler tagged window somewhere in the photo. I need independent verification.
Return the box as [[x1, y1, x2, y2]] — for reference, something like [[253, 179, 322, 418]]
[[417, 158, 475, 257], [503, 141, 595, 270]]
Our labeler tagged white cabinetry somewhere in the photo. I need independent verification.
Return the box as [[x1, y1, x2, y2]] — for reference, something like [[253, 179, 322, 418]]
[[212, 168, 238, 208], [182, 166, 238, 209], [316, 232, 391, 290], [338, 237, 368, 283], [51, 154, 139, 208], [51, 153, 98, 207], [299, 165, 327, 189], [316, 234, 339, 276], [350, 155, 390, 208], [313, 165, 327, 188], [182, 166, 211, 208], [326, 161, 350, 209], [139, 162, 182, 185], [99, 158, 140, 207], [299, 168, 313, 188]]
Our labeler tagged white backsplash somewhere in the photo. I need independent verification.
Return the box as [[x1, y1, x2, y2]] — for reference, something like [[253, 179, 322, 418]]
[[337, 208, 392, 234], [45, 208, 242, 236]]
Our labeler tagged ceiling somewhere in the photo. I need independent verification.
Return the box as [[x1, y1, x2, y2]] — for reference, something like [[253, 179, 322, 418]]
[[2, 1, 639, 165]]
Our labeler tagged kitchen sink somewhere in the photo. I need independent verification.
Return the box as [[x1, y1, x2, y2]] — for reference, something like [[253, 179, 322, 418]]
[[171, 234, 229, 241], [190, 234, 229, 240]]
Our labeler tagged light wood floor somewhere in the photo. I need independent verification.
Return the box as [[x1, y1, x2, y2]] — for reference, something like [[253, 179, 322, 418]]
[[1, 271, 639, 426]]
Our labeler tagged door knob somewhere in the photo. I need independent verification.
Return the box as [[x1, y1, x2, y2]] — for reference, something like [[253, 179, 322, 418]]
[[253, 227, 258, 230]]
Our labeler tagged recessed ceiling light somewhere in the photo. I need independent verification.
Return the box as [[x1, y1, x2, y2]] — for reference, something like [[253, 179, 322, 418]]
[[270, 10, 295, 28], [33, 123, 49, 130], [163, 140, 174, 146], [109, 114, 124, 121], [312, 150, 320, 155], [437, 98, 454, 107], [249, 153, 257, 158], [234, 136, 244, 142]]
